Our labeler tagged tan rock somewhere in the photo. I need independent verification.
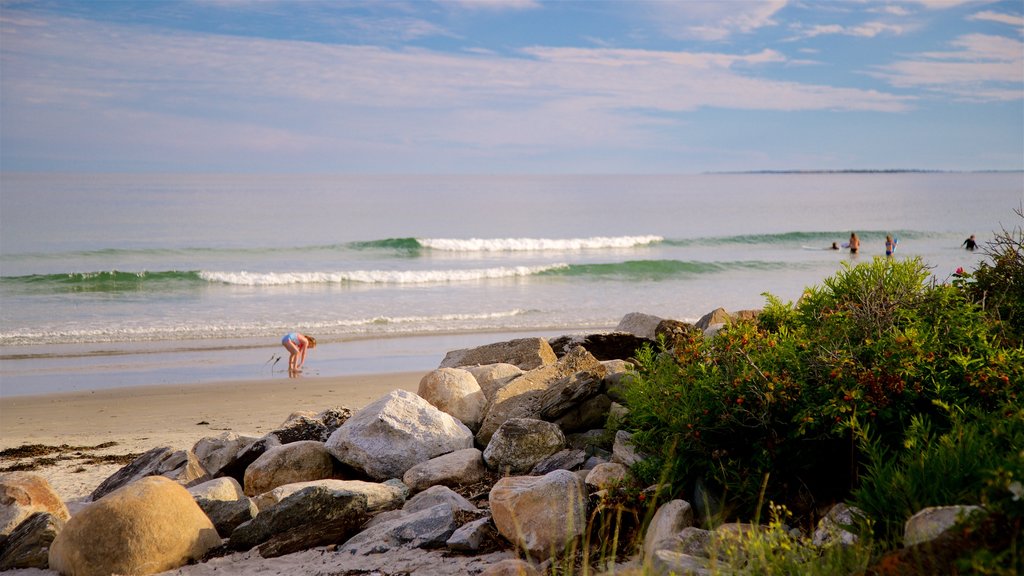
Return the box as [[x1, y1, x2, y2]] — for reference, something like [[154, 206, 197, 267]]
[[243, 440, 334, 496], [489, 470, 587, 561], [48, 476, 220, 576], [418, 367, 487, 431], [0, 472, 70, 538]]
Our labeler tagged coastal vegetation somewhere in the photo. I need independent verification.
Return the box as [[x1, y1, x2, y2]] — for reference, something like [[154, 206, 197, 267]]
[[623, 208, 1024, 573]]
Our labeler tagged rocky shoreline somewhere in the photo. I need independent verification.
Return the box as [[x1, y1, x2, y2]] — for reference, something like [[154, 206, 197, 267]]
[[0, 310, 986, 575]]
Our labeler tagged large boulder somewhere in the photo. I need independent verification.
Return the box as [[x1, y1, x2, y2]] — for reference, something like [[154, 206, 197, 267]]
[[252, 479, 407, 514], [440, 337, 557, 371], [229, 483, 381, 557], [552, 394, 613, 434], [643, 499, 695, 561], [0, 472, 70, 538], [90, 446, 206, 501], [584, 462, 631, 491], [483, 418, 565, 475], [339, 503, 465, 555], [465, 363, 524, 402], [326, 390, 474, 481], [476, 347, 604, 445], [904, 505, 984, 547], [548, 332, 654, 361], [615, 312, 664, 340], [0, 512, 64, 570], [489, 470, 587, 561], [192, 432, 261, 478], [243, 440, 334, 496], [418, 368, 488, 432], [402, 448, 487, 494], [49, 476, 220, 576], [187, 477, 257, 537]]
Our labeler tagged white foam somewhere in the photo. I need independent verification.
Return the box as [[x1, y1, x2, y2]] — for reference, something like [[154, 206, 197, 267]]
[[418, 235, 663, 252], [199, 264, 568, 286]]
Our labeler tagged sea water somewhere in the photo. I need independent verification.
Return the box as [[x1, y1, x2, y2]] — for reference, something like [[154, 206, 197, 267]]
[[1, 173, 1020, 395]]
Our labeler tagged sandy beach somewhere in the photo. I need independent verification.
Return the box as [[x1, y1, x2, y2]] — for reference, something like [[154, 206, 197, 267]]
[[0, 372, 422, 505]]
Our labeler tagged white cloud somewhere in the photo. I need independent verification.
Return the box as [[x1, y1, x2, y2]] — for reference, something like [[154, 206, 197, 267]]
[[968, 10, 1024, 27], [437, 0, 542, 11], [872, 33, 1024, 100], [1, 10, 915, 171], [642, 0, 788, 41], [791, 21, 906, 39]]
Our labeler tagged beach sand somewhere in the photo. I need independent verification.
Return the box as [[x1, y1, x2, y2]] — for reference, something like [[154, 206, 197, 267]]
[[0, 372, 422, 504]]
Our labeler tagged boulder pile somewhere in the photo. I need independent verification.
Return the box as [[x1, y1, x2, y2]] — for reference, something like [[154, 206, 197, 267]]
[[0, 309, 986, 575]]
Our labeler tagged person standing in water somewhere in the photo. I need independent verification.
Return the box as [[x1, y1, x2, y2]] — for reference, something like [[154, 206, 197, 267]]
[[885, 234, 898, 257], [963, 235, 978, 251], [848, 232, 860, 255], [281, 332, 316, 375]]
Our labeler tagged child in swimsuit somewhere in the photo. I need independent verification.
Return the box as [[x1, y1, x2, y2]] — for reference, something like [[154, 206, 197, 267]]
[[281, 332, 317, 375], [885, 235, 897, 257], [848, 233, 860, 255]]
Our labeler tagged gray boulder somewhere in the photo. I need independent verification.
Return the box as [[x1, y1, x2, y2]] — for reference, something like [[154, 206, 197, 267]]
[[404, 485, 478, 515], [89, 446, 206, 501], [812, 502, 865, 546], [476, 346, 604, 445], [0, 512, 64, 570], [326, 389, 474, 481], [616, 312, 664, 339], [643, 499, 695, 560], [489, 470, 587, 561], [465, 363, 524, 402], [441, 337, 557, 371], [252, 478, 407, 514], [228, 484, 371, 557], [904, 505, 984, 548], [340, 503, 464, 555], [402, 448, 487, 494], [530, 448, 587, 475], [187, 477, 256, 538], [483, 418, 565, 474], [446, 516, 497, 552], [192, 432, 261, 478]]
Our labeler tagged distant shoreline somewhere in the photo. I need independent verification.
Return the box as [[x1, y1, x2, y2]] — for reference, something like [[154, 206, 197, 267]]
[[706, 169, 1024, 175]]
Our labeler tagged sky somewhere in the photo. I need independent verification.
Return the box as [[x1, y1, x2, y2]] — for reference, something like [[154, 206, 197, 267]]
[[0, 0, 1022, 173]]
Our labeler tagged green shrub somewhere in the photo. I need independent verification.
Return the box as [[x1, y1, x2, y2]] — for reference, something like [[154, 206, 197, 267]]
[[964, 206, 1024, 345], [624, 256, 1024, 532]]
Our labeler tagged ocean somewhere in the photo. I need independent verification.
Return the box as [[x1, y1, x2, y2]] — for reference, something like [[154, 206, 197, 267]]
[[1, 172, 1021, 396]]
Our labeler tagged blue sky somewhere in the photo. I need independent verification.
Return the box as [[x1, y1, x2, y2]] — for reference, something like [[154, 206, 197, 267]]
[[1, 0, 1021, 173]]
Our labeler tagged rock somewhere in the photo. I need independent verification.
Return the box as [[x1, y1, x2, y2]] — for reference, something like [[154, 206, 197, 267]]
[[695, 307, 732, 330], [90, 446, 206, 501], [612, 430, 644, 467], [489, 470, 587, 562], [530, 449, 587, 475], [418, 367, 488, 431], [675, 526, 713, 557], [483, 418, 566, 474], [187, 477, 256, 538], [243, 440, 334, 496], [275, 406, 354, 443], [480, 558, 541, 576], [340, 503, 463, 555], [904, 505, 984, 547], [602, 359, 633, 403], [447, 516, 497, 552], [566, 429, 614, 452], [643, 500, 695, 560], [214, 436, 282, 485], [550, 332, 655, 362], [476, 346, 604, 445], [252, 479, 407, 514], [648, 550, 711, 576], [655, 319, 700, 349], [537, 365, 607, 420], [229, 484, 372, 557], [466, 363, 524, 402], [0, 512, 64, 570], [585, 462, 631, 491], [812, 502, 865, 546], [441, 337, 557, 371], [0, 472, 70, 538], [326, 389, 474, 481], [402, 448, 487, 494], [703, 323, 726, 338], [192, 432, 261, 478], [404, 485, 478, 515], [49, 476, 220, 576], [553, 393, 612, 433], [616, 312, 664, 339]]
